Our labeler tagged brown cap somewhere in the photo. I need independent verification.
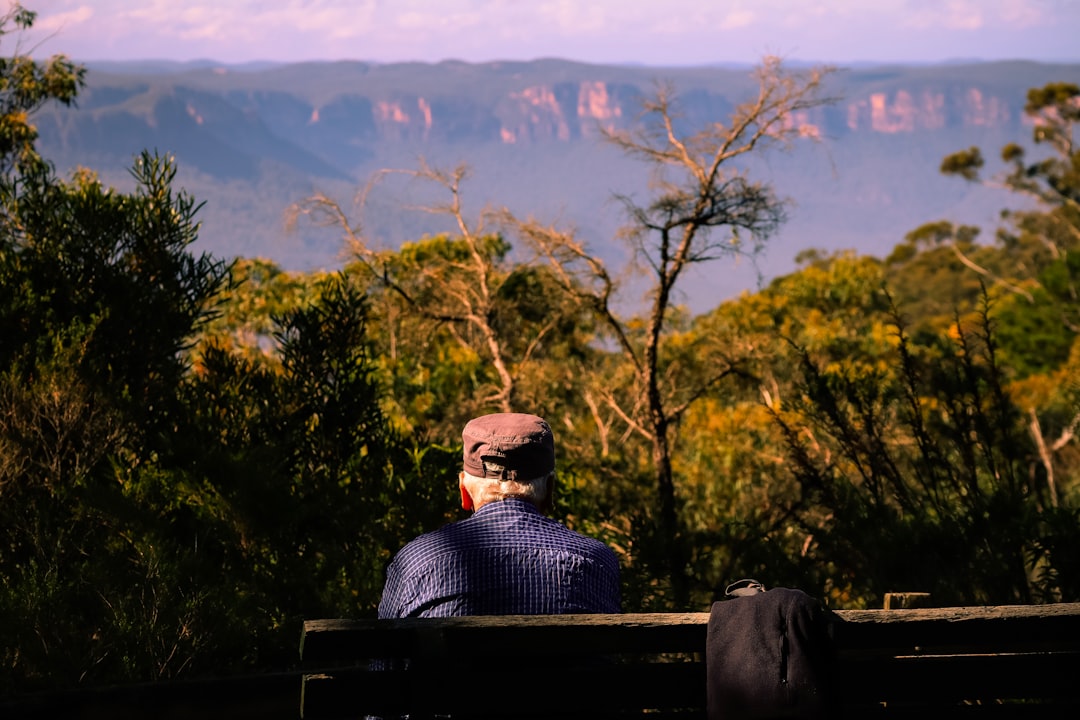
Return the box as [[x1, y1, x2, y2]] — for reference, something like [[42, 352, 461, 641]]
[[462, 413, 555, 481]]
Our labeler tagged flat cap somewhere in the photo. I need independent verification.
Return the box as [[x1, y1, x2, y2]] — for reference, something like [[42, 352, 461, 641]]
[[462, 413, 555, 481]]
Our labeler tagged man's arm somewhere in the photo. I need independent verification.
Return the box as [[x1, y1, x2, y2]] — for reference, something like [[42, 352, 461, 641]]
[[378, 557, 405, 619]]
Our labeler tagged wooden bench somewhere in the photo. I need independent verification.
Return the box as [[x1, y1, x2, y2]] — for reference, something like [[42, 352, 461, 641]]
[[300, 602, 1080, 719]]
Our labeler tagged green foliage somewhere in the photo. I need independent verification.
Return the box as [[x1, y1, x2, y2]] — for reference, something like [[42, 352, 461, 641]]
[[676, 237, 1080, 608], [0, 154, 231, 691], [166, 274, 459, 670], [939, 146, 983, 180], [0, 3, 84, 174], [196, 256, 322, 367], [348, 230, 598, 440], [2, 242, 459, 692], [0, 11, 461, 685], [991, 286, 1076, 376], [771, 291, 1074, 605], [1, 156, 230, 437], [940, 81, 1080, 338]]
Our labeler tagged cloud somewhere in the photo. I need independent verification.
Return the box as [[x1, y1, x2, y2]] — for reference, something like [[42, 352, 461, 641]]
[[942, 1, 986, 30], [397, 8, 484, 33], [533, 0, 620, 34], [1001, 0, 1048, 27], [24, 0, 1080, 65], [263, 2, 378, 40], [91, 1, 365, 39], [56, 0, 380, 50], [897, 0, 1076, 31], [172, 6, 233, 42], [33, 4, 94, 33], [719, 10, 756, 30], [900, 0, 982, 30], [119, 0, 182, 26]]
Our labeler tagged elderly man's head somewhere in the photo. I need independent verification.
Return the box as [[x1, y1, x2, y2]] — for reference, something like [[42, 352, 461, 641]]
[[459, 413, 556, 511]]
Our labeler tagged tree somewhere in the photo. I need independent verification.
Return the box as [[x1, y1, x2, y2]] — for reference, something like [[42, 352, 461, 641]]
[[770, 286, 1079, 605], [0, 154, 234, 690], [935, 81, 1080, 525], [172, 273, 460, 671], [509, 57, 835, 604], [289, 161, 596, 437], [937, 82, 1079, 331], [0, 3, 83, 175], [0, 9, 244, 690], [193, 256, 323, 369]]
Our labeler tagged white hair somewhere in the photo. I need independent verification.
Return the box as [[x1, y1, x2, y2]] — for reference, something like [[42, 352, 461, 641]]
[[461, 469, 553, 508]]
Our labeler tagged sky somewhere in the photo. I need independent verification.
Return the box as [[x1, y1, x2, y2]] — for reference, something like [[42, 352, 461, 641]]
[[23, 0, 1080, 67]]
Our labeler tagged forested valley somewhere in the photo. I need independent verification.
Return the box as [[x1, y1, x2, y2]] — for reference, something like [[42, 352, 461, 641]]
[[2, 5, 1079, 695]]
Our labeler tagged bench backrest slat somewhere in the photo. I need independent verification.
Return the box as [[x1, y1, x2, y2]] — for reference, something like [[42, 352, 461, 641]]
[[301, 613, 711, 662]]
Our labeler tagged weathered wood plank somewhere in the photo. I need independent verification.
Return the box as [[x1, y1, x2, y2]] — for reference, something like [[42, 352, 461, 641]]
[[301, 613, 712, 664], [300, 603, 1080, 719], [830, 604, 1080, 655], [301, 604, 1080, 664]]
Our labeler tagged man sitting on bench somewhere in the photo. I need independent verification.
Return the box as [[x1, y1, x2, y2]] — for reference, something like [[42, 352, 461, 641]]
[[378, 412, 621, 618]]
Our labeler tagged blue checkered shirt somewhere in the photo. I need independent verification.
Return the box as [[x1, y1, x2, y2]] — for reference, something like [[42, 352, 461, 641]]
[[378, 498, 621, 618]]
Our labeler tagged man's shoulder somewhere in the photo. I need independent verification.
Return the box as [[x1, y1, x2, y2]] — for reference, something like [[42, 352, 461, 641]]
[[550, 520, 616, 552], [391, 519, 464, 561], [531, 515, 620, 570]]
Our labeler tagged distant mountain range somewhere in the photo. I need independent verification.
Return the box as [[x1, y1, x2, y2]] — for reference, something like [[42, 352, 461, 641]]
[[35, 58, 1080, 311]]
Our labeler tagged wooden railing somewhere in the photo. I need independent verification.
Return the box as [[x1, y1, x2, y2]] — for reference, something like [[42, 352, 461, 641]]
[[300, 603, 1080, 719]]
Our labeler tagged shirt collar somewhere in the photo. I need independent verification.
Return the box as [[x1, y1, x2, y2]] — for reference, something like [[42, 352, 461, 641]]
[[474, 497, 541, 517]]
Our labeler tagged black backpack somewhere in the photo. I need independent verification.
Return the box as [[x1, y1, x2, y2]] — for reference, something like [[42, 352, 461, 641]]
[[706, 580, 837, 719]]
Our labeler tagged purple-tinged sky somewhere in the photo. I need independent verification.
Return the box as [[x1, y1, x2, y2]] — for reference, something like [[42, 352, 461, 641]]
[[23, 0, 1080, 67]]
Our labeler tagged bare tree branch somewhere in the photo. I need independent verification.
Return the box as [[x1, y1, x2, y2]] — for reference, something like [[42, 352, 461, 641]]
[[503, 57, 837, 603]]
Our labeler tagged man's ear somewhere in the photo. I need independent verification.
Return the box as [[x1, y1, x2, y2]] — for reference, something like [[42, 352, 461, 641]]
[[459, 475, 474, 511], [541, 472, 555, 513]]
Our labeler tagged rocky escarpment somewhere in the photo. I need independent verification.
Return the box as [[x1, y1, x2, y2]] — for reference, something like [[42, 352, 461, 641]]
[[846, 87, 1015, 133], [36, 59, 1066, 184], [256, 80, 1028, 151], [28, 59, 1078, 285]]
